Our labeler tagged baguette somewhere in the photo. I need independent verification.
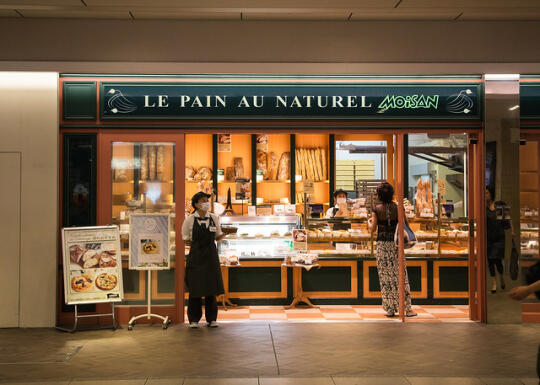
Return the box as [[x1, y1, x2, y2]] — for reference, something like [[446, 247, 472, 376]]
[[298, 148, 306, 179], [268, 151, 278, 180], [315, 148, 323, 182], [277, 152, 290, 180], [321, 148, 327, 180], [307, 148, 315, 181], [311, 148, 321, 181]]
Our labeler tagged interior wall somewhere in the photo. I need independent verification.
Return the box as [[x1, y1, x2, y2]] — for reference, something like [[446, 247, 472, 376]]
[[0, 72, 58, 327]]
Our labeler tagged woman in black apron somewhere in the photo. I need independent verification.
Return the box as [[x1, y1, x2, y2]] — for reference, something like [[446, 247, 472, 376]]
[[182, 192, 225, 328]]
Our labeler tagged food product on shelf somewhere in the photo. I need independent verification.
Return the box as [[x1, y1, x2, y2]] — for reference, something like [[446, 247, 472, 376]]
[[256, 151, 268, 178], [148, 145, 157, 180], [415, 179, 434, 216], [225, 167, 235, 181], [185, 166, 195, 180], [115, 167, 128, 182], [296, 147, 327, 181], [156, 145, 164, 181], [196, 167, 212, 181], [141, 145, 149, 180], [268, 151, 278, 180], [291, 253, 318, 265], [233, 157, 244, 179], [277, 152, 290, 180]]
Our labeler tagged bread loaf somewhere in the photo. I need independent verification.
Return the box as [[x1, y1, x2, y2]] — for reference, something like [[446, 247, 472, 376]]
[[185, 166, 195, 180], [321, 148, 327, 180], [233, 157, 244, 179], [225, 167, 235, 181], [277, 152, 290, 180], [198, 167, 212, 181], [140, 145, 148, 180], [156, 145, 164, 181], [256, 151, 268, 179], [148, 145, 156, 180], [268, 152, 278, 180]]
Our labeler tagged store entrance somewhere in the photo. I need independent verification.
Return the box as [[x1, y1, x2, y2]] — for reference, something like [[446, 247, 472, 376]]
[[183, 132, 481, 323]]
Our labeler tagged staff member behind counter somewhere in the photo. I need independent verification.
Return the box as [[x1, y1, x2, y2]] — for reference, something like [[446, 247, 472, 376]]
[[182, 191, 226, 328], [325, 189, 351, 231]]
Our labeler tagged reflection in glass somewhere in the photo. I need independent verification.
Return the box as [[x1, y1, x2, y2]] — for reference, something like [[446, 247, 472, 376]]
[[111, 142, 176, 304]]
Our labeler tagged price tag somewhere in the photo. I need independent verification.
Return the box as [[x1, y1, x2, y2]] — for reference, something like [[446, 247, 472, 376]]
[[303, 180, 315, 194]]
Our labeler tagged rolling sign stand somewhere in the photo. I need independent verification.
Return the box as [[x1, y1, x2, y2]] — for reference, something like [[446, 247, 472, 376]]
[[127, 213, 172, 330], [128, 271, 169, 330], [58, 226, 124, 333]]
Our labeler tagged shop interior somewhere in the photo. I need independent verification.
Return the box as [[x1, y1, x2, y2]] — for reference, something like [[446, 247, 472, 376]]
[[102, 132, 474, 322]]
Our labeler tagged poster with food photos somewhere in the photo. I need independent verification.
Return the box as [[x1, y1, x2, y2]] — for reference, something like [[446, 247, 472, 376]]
[[129, 213, 171, 270], [62, 226, 124, 305]]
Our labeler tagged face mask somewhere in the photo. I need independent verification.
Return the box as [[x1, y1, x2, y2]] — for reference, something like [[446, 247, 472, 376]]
[[336, 197, 346, 204], [199, 202, 211, 211]]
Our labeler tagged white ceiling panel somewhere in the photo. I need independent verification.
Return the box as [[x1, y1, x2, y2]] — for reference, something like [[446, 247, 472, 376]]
[[19, 8, 130, 18], [351, 9, 460, 20], [400, 0, 540, 8], [0, 0, 81, 6], [84, 0, 398, 9], [132, 10, 239, 20], [461, 10, 540, 20], [0, 8, 19, 16], [243, 11, 350, 20]]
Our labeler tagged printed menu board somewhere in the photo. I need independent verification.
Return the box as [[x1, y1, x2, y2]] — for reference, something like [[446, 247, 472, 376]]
[[129, 213, 171, 270], [62, 226, 124, 305]]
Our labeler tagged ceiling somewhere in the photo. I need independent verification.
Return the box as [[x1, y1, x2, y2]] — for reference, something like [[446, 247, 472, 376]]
[[1, 0, 540, 21]]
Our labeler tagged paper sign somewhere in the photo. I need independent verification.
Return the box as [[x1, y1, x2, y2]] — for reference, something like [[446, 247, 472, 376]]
[[62, 226, 124, 305], [129, 214, 170, 270], [293, 229, 308, 251], [303, 180, 315, 194], [218, 134, 231, 152]]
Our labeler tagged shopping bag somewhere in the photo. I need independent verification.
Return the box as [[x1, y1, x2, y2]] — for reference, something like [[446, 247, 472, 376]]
[[509, 239, 520, 281]]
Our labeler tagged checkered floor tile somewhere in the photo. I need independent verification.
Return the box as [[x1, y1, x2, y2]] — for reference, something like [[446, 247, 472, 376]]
[[186, 305, 471, 323]]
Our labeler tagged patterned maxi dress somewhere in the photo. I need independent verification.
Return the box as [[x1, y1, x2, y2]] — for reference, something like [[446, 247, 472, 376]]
[[373, 203, 412, 314]]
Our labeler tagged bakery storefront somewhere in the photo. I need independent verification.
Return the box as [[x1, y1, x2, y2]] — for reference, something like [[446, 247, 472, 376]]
[[59, 74, 486, 325]]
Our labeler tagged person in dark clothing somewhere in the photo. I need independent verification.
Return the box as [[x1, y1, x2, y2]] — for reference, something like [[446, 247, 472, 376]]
[[368, 182, 417, 318], [486, 187, 513, 293], [182, 191, 226, 328]]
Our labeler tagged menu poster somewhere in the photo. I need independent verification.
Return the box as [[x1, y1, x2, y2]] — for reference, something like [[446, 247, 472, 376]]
[[256, 134, 268, 152], [293, 229, 308, 251], [218, 134, 231, 152], [62, 226, 124, 305], [129, 214, 171, 270]]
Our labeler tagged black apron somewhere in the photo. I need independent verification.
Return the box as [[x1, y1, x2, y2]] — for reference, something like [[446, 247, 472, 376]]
[[185, 215, 224, 297]]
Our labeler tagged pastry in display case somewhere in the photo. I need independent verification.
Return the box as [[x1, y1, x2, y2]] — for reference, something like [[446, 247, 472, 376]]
[[520, 207, 539, 256], [218, 216, 298, 259]]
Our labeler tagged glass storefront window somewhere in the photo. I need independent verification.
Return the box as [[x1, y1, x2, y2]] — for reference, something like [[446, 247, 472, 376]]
[[111, 142, 176, 304]]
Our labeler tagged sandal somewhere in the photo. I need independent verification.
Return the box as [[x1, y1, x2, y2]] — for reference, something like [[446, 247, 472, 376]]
[[406, 311, 418, 317], [385, 311, 395, 317]]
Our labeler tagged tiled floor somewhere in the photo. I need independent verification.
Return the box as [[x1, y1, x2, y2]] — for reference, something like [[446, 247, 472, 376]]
[[204, 305, 471, 323]]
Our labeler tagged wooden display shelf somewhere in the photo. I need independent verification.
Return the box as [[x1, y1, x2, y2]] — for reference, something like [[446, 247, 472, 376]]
[[257, 180, 291, 184]]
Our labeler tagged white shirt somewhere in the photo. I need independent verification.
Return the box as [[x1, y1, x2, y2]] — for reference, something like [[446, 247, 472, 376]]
[[325, 206, 338, 218], [182, 211, 223, 241]]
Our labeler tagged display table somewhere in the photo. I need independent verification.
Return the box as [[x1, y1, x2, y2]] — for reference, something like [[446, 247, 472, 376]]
[[284, 263, 320, 309], [219, 264, 241, 310]]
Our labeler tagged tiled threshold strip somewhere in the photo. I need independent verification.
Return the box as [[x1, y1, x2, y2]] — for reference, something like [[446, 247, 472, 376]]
[[0, 376, 537, 385]]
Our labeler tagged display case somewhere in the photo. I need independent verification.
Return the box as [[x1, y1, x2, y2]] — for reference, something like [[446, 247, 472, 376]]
[[305, 215, 468, 258], [218, 216, 299, 260]]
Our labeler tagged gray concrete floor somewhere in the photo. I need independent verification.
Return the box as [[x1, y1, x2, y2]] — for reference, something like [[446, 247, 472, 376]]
[[0, 322, 538, 384]]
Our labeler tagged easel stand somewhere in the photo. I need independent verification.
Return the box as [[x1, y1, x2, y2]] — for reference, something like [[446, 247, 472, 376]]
[[56, 303, 117, 333], [128, 270, 170, 330]]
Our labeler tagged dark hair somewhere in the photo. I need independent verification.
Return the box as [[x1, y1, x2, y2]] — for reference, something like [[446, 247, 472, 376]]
[[191, 191, 210, 211], [333, 189, 348, 199], [486, 187, 495, 202], [376, 182, 394, 203]]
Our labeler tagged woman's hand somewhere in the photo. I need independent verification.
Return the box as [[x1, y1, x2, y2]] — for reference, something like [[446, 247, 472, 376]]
[[509, 286, 531, 300]]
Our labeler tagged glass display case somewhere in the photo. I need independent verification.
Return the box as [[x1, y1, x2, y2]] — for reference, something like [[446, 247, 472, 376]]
[[218, 216, 298, 260]]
